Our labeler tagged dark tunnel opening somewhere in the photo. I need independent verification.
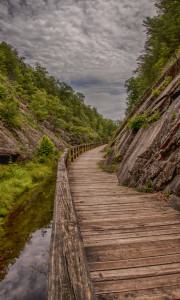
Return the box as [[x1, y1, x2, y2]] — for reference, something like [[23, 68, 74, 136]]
[[0, 154, 19, 164]]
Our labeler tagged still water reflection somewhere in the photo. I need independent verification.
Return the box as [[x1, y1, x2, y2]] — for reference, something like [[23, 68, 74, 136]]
[[0, 177, 56, 300]]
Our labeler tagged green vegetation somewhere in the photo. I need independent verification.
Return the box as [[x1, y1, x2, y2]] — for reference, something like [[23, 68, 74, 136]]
[[125, 0, 180, 114], [143, 180, 154, 193], [115, 153, 123, 163], [98, 160, 117, 173], [0, 80, 22, 128], [127, 110, 161, 132], [171, 110, 178, 120], [148, 110, 161, 124], [127, 113, 148, 132], [116, 134, 123, 144], [0, 42, 117, 143], [38, 135, 55, 156], [152, 76, 172, 99], [0, 155, 60, 221], [0, 135, 62, 224], [105, 146, 111, 157], [98, 151, 123, 173], [152, 89, 161, 99]]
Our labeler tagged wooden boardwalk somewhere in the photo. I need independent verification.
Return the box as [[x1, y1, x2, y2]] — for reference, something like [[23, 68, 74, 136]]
[[69, 145, 180, 300]]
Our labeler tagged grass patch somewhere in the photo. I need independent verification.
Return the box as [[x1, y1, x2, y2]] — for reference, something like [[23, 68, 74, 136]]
[[143, 179, 154, 193], [98, 160, 117, 173], [0, 152, 62, 219]]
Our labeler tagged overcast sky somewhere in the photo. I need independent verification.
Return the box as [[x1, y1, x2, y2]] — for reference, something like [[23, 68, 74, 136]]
[[0, 0, 156, 120]]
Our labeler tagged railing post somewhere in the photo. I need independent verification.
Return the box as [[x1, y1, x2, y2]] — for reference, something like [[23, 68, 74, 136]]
[[71, 149, 74, 163], [65, 142, 107, 166], [77, 146, 79, 157], [74, 147, 77, 159], [65, 151, 68, 168]]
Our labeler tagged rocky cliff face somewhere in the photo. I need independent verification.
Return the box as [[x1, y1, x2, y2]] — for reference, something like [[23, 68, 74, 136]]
[[104, 63, 180, 209], [0, 108, 72, 163]]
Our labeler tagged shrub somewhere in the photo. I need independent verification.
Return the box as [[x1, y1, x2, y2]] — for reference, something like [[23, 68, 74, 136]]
[[105, 147, 111, 157], [0, 93, 21, 128], [152, 77, 172, 100], [152, 89, 161, 98], [38, 135, 55, 156], [127, 110, 161, 133], [127, 113, 148, 132], [143, 180, 154, 192], [0, 84, 6, 99], [162, 76, 172, 89], [148, 110, 160, 124], [115, 153, 123, 163]]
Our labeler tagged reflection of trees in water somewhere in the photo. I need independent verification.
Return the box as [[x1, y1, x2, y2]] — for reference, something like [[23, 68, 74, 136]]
[[0, 177, 55, 281], [30, 250, 49, 276]]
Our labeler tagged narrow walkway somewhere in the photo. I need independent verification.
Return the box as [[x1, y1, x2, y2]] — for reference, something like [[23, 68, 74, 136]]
[[69, 145, 180, 299]]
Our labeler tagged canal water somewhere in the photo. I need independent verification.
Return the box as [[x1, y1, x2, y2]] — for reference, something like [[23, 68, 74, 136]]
[[0, 177, 56, 300]]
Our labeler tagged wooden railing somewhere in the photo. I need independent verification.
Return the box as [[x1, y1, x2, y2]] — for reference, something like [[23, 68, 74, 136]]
[[47, 142, 105, 300], [64, 142, 105, 168]]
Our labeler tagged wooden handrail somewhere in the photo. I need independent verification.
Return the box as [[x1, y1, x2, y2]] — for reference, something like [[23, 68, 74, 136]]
[[47, 142, 105, 300], [64, 142, 105, 168]]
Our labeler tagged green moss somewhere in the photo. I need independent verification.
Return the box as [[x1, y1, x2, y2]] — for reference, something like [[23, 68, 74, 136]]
[[171, 110, 178, 121], [143, 180, 154, 193], [115, 134, 123, 144], [115, 153, 123, 163], [105, 147, 111, 157]]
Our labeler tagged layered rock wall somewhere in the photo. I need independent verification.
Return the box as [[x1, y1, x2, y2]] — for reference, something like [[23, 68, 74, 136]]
[[105, 62, 180, 208], [0, 110, 70, 162]]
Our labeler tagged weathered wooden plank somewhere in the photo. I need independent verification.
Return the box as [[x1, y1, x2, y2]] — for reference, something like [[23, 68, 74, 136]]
[[85, 240, 180, 262], [83, 233, 180, 247], [82, 227, 180, 242], [75, 202, 163, 208], [94, 274, 180, 296], [91, 263, 180, 281], [81, 225, 180, 237], [93, 274, 180, 294], [78, 215, 180, 226], [75, 206, 166, 213], [88, 253, 180, 271], [80, 220, 180, 231], [77, 211, 174, 219], [47, 151, 95, 300], [95, 286, 180, 300]]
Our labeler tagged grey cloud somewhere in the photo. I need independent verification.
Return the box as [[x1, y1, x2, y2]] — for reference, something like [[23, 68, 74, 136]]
[[0, 0, 156, 120]]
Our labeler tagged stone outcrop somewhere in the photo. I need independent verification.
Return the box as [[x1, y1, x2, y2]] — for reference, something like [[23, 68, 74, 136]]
[[0, 109, 72, 162], [105, 61, 180, 209]]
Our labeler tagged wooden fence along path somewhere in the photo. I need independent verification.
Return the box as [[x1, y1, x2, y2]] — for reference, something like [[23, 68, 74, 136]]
[[47, 145, 180, 300]]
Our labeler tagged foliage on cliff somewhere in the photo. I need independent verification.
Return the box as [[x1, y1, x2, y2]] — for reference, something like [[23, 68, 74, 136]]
[[0, 41, 117, 143], [125, 0, 180, 114]]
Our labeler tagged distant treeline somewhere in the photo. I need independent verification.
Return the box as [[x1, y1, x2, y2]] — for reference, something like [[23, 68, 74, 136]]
[[125, 0, 180, 114], [0, 41, 117, 142]]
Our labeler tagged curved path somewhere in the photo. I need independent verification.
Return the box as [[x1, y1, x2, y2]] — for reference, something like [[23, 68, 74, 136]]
[[69, 145, 180, 299]]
